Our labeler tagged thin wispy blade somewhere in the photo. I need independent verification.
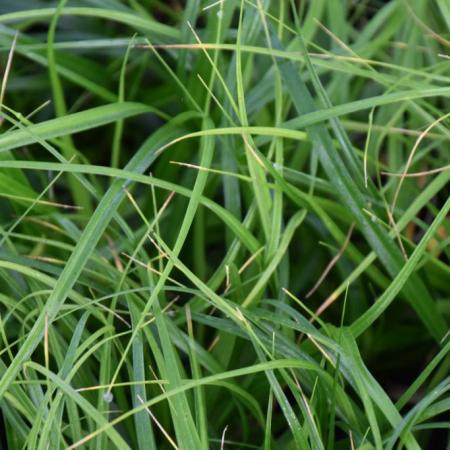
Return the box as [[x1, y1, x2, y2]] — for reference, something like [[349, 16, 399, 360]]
[[306, 223, 355, 299], [220, 425, 229, 450], [137, 395, 180, 450], [383, 164, 450, 177], [391, 111, 450, 215], [203, 0, 224, 11], [0, 31, 18, 124]]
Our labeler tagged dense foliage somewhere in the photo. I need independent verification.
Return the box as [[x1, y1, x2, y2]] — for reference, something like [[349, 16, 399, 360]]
[[0, 0, 449, 449]]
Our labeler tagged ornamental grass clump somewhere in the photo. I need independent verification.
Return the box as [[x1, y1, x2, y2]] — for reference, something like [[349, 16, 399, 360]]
[[0, 1, 449, 449]]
